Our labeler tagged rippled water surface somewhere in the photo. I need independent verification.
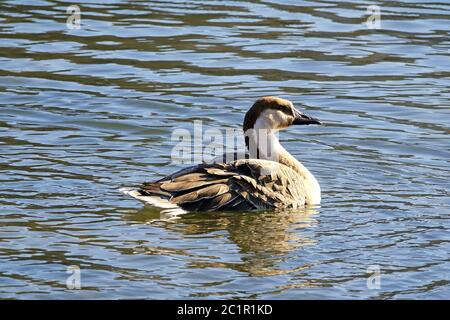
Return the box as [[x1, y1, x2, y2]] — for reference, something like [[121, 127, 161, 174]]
[[0, 0, 449, 299]]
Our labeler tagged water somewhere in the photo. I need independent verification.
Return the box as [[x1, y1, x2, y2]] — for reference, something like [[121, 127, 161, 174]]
[[0, 0, 449, 299]]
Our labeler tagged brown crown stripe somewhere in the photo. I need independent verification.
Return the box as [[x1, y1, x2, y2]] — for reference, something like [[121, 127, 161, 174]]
[[243, 96, 294, 154], [243, 96, 293, 133]]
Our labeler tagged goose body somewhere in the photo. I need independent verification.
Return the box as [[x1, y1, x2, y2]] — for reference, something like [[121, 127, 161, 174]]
[[123, 96, 321, 212]]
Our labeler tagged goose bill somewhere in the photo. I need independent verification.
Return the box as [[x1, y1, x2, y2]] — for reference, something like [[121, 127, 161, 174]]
[[292, 108, 321, 125]]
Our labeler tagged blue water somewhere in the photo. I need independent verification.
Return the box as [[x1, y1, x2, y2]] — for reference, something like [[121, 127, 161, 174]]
[[0, 0, 449, 299]]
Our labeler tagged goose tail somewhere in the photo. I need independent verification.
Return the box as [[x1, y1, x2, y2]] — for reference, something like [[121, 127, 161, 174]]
[[119, 187, 185, 211]]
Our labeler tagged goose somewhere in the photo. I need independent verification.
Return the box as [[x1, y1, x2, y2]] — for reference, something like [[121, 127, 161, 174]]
[[122, 96, 321, 212]]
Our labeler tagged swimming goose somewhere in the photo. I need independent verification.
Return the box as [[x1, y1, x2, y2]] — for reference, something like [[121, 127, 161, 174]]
[[123, 96, 321, 212]]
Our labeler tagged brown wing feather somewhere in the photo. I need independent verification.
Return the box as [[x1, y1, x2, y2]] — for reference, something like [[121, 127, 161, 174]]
[[138, 159, 306, 212]]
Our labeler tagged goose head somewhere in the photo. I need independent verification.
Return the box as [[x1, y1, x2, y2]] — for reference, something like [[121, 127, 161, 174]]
[[243, 96, 321, 133]]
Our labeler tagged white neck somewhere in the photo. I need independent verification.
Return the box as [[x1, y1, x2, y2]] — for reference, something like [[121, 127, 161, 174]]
[[247, 118, 321, 205]]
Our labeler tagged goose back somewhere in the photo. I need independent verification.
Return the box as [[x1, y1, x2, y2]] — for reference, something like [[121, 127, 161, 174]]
[[138, 159, 307, 212]]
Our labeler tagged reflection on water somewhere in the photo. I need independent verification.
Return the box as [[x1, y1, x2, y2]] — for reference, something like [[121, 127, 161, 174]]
[[125, 207, 318, 277], [0, 0, 449, 299]]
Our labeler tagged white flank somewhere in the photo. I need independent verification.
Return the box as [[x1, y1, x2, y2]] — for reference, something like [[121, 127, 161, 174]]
[[119, 187, 186, 213]]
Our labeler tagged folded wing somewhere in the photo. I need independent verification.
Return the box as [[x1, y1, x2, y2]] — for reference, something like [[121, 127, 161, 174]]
[[138, 159, 306, 212]]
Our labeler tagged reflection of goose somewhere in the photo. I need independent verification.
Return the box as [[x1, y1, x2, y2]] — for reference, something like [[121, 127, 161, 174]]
[[123, 97, 321, 212], [123, 207, 318, 277]]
